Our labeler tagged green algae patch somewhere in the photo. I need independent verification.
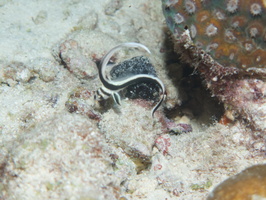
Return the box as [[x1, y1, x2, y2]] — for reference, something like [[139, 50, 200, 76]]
[[191, 179, 212, 191]]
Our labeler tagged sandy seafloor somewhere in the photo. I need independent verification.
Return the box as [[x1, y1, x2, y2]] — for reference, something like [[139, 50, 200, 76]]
[[0, 0, 265, 199]]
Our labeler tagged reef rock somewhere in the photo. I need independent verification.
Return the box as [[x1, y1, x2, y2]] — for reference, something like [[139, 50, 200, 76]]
[[161, 0, 266, 133]]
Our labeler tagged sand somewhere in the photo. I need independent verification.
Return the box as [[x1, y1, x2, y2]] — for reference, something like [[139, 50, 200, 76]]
[[0, 0, 265, 199]]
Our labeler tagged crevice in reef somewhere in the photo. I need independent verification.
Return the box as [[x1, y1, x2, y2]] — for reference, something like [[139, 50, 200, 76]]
[[162, 31, 224, 125]]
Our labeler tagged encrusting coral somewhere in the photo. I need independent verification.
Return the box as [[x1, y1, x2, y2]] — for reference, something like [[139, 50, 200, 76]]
[[163, 0, 266, 76]]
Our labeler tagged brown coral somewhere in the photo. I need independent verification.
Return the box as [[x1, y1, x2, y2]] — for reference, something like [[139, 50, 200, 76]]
[[207, 164, 266, 200], [162, 0, 266, 77]]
